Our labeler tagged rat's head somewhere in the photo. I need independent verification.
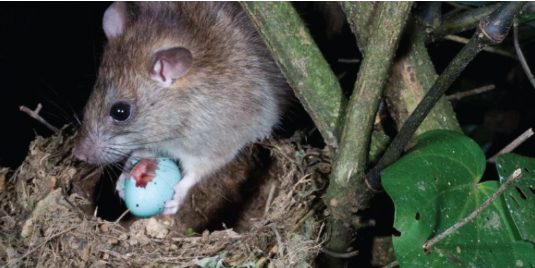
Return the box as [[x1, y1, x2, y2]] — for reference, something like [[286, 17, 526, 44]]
[[74, 2, 194, 165]]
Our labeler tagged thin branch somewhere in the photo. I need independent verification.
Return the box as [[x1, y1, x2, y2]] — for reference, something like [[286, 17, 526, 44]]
[[444, 35, 518, 60], [513, 20, 535, 90], [366, 1, 526, 191], [423, 168, 523, 252], [262, 183, 276, 219], [320, 248, 359, 258], [446, 84, 496, 101], [488, 128, 534, 163], [290, 202, 324, 233], [20, 103, 59, 133], [383, 260, 400, 268], [114, 208, 131, 224]]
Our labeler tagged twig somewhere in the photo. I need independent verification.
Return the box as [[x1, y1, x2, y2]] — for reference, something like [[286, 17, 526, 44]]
[[446, 84, 496, 101], [316, 221, 326, 243], [320, 247, 359, 258], [338, 58, 361, 64], [114, 208, 131, 224], [423, 168, 523, 252], [2, 226, 77, 268], [367, 2, 526, 191], [513, 20, 535, 90], [270, 225, 284, 257], [290, 202, 324, 233], [383, 260, 400, 268], [20, 103, 59, 133], [488, 128, 534, 163], [263, 183, 276, 219], [444, 35, 518, 60]]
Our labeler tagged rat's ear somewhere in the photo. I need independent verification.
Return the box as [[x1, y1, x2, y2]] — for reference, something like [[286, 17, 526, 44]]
[[150, 47, 193, 88], [103, 2, 128, 39]]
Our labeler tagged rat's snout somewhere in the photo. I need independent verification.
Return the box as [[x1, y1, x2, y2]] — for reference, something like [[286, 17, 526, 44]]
[[73, 138, 100, 164]]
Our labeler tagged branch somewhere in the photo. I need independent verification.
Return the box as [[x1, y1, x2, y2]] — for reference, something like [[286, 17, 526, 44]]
[[383, 19, 462, 138], [446, 84, 495, 101], [321, 3, 411, 263], [423, 168, 523, 252], [430, 3, 500, 41], [240, 1, 346, 148], [513, 19, 535, 90], [444, 35, 518, 60], [20, 103, 59, 133], [488, 128, 534, 163], [327, 1, 412, 216], [416, 2, 442, 32], [430, 2, 534, 42], [339, 1, 378, 53], [366, 1, 526, 191]]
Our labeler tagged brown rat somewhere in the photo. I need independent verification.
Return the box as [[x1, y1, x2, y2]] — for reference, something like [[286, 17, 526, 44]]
[[73, 2, 289, 215]]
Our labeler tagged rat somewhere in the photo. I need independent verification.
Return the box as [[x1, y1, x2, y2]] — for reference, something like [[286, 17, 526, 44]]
[[73, 2, 289, 215]]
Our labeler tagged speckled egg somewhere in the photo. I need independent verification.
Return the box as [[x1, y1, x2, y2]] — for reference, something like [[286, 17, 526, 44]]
[[122, 158, 181, 218]]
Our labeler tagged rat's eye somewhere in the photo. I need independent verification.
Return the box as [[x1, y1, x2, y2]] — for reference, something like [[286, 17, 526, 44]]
[[110, 101, 132, 122]]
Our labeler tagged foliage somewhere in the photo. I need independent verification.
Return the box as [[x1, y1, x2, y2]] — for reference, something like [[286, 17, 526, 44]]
[[496, 153, 535, 243], [382, 130, 535, 267]]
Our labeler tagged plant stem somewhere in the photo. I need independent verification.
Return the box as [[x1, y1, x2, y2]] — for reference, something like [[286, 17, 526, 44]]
[[327, 0, 411, 218], [423, 168, 523, 252], [513, 20, 535, 90], [366, 1, 526, 191], [338, 1, 378, 54], [240, 1, 346, 148]]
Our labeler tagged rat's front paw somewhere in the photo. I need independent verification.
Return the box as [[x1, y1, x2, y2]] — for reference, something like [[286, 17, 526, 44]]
[[162, 174, 197, 215], [163, 188, 186, 215]]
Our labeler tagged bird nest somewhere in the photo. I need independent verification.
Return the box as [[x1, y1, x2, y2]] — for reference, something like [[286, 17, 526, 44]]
[[0, 126, 332, 267]]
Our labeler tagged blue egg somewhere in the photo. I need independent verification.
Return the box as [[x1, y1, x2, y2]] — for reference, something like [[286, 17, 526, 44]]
[[123, 158, 181, 218]]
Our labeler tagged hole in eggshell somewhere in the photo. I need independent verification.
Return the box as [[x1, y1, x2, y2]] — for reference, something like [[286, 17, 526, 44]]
[[415, 212, 421, 221], [524, 167, 530, 173]]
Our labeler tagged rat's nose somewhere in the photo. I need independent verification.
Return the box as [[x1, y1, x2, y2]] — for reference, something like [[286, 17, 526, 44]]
[[73, 146, 89, 162], [73, 143, 95, 163]]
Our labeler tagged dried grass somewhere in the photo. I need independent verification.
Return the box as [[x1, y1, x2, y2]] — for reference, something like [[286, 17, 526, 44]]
[[0, 128, 332, 267]]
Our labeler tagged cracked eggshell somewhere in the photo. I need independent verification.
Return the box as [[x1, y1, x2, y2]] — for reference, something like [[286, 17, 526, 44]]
[[123, 158, 181, 218]]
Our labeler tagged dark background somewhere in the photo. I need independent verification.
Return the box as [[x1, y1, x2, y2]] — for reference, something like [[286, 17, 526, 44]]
[[1, 2, 535, 178], [0, 2, 111, 168]]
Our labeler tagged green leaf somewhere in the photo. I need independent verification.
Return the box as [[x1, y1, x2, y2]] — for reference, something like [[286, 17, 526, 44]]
[[496, 153, 535, 243], [382, 130, 535, 267]]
